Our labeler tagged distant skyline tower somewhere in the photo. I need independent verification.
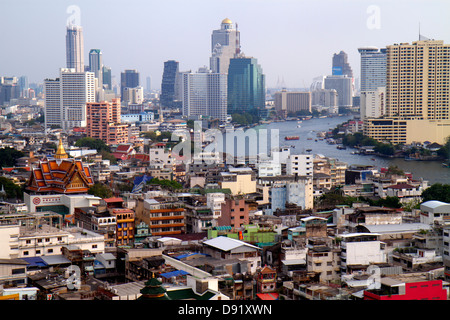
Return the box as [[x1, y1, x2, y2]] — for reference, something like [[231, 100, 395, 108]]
[[227, 57, 265, 115], [120, 69, 139, 102], [210, 18, 240, 74], [160, 60, 179, 108], [332, 51, 353, 78], [89, 49, 103, 86], [66, 25, 84, 72]]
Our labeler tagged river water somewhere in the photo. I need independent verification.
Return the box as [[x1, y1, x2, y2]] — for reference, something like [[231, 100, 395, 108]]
[[256, 115, 450, 185]]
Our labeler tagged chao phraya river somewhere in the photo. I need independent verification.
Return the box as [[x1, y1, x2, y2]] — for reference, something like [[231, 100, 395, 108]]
[[256, 115, 449, 185]]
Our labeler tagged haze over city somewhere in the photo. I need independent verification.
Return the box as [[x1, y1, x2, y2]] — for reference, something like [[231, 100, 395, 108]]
[[1, 0, 449, 88]]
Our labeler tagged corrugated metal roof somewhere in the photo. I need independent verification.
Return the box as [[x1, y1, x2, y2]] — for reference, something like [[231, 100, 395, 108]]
[[203, 236, 261, 251]]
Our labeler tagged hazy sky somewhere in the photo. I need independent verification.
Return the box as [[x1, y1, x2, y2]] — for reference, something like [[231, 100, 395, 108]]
[[1, 0, 449, 89]]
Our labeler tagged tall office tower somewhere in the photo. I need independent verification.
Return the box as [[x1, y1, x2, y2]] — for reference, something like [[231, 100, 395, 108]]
[[120, 69, 140, 102], [227, 57, 265, 115], [89, 50, 103, 87], [44, 78, 61, 128], [86, 98, 128, 145], [210, 18, 240, 74], [274, 89, 311, 118], [60, 68, 96, 129], [146, 76, 151, 92], [324, 75, 353, 108], [181, 67, 227, 122], [18, 76, 29, 98], [364, 39, 450, 144], [66, 25, 85, 72], [102, 66, 112, 90], [358, 47, 387, 92], [160, 60, 179, 108], [332, 51, 353, 78], [0, 77, 20, 105]]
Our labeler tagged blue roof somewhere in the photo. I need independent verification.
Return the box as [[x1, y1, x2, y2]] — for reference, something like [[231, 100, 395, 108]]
[[21, 257, 48, 268], [160, 270, 189, 278]]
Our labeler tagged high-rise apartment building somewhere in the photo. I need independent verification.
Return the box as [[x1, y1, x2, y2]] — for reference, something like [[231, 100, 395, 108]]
[[360, 87, 386, 120], [86, 98, 129, 145], [210, 18, 240, 74], [160, 60, 179, 108], [44, 78, 61, 128], [274, 89, 311, 117], [364, 39, 450, 144], [120, 69, 139, 102], [60, 69, 95, 129], [227, 57, 265, 115], [66, 25, 84, 72], [181, 67, 227, 122], [44, 68, 95, 130]]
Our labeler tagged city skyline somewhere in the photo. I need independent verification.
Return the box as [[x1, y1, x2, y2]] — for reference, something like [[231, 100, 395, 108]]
[[1, 0, 449, 88]]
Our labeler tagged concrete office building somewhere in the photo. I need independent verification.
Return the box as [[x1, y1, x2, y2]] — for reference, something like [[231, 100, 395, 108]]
[[274, 89, 311, 117], [324, 75, 353, 108]]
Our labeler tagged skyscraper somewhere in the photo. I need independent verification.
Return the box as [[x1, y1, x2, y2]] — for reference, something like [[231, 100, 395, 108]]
[[358, 47, 387, 92], [332, 51, 353, 78], [44, 78, 61, 128], [364, 39, 450, 144], [323, 75, 353, 108], [358, 47, 387, 120], [160, 60, 179, 108], [66, 25, 84, 72], [210, 18, 240, 74], [44, 68, 95, 130], [102, 66, 112, 90], [60, 68, 95, 130], [227, 57, 265, 115], [181, 67, 227, 122], [89, 49, 103, 86], [120, 69, 140, 102]]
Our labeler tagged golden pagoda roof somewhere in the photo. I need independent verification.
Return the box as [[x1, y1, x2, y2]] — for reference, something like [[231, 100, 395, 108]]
[[55, 138, 68, 159]]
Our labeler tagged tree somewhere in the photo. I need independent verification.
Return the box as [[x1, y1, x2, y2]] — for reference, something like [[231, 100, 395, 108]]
[[75, 137, 110, 153], [88, 183, 113, 199], [421, 183, 450, 203], [0, 147, 24, 168], [0, 176, 23, 200]]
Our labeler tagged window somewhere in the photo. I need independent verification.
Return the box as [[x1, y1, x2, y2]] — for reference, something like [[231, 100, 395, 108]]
[[12, 268, 25, 275], [48, 249, 53, 253]]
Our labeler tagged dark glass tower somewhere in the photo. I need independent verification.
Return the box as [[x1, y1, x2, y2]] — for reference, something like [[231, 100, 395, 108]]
[[160, 60, 179, 108], [227, 57, 265, 115], [120, 69, 140, 102]]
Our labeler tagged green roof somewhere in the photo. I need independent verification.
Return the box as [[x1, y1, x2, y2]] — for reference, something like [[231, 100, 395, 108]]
[[167, 288, 215, 300]]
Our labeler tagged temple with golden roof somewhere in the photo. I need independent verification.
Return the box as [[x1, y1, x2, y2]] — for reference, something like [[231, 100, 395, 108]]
[[26, 139, 94, 195]]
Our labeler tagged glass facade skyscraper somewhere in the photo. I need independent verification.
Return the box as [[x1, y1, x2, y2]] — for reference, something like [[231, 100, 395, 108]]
[[358, 47, 387, 92], [227, 57, 265, 115], [160, 60, 179, 108]]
